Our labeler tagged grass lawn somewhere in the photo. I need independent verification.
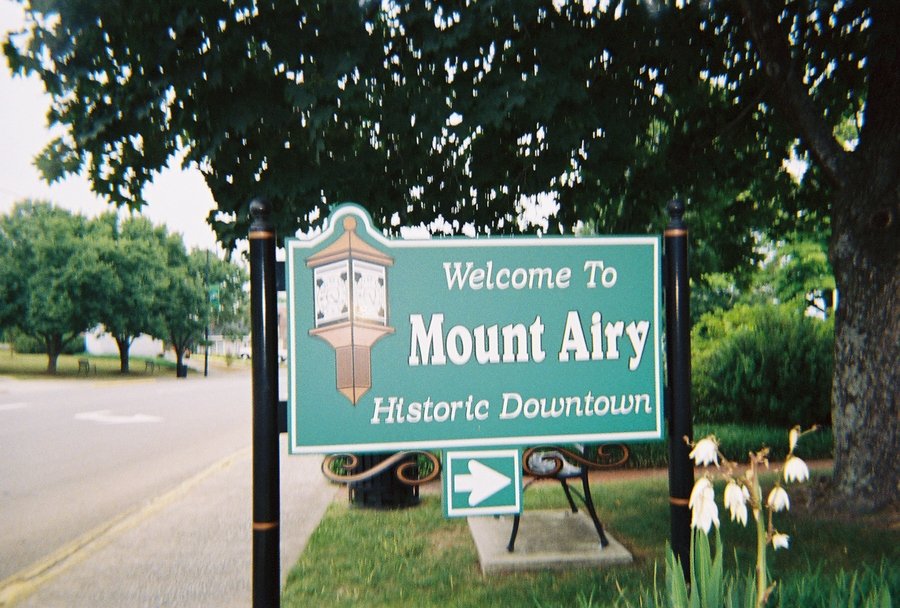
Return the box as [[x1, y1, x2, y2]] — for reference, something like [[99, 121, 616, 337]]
[[283, 473, 898, 607], [0, 351, 177, 378]]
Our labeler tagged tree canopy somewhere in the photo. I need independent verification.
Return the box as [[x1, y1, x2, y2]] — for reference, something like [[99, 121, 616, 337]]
[[0, 201, 248, 376], [0, 201, 109, 372], [3, 1, 841, 260], [201, 248, 249, 340], [92, 214, 172, 371], [139, 237, 249, 376], [158, 241, 206, 375], [5, 1, 897, 509]]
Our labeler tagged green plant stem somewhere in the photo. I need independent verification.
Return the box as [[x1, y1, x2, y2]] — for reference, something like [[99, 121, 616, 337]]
[[755, 509, 767, 607], [749, 455, 769, 608]]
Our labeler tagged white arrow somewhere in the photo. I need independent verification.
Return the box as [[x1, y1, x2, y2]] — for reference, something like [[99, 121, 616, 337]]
[[75, 410, 163, 425], [454, 460, 512, 507]]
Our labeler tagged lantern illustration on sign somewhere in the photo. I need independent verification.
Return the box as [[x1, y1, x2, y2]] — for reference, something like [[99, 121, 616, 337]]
[[306, 215, 394, 404]]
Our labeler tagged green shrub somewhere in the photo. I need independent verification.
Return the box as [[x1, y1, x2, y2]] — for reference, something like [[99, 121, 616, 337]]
[[692, 305, 833, 428], [11, 331, 85, 355], [694, 423, 832, 462], [625, 438, 671, 469], [625, 423, 833, 468]]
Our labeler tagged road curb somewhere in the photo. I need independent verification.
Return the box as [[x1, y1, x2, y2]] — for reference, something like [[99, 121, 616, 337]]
[[0, 447, 249, 607]]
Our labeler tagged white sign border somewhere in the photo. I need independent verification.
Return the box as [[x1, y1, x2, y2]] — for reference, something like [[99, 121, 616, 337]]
[[445, 448, 522, 517], [287, 203, 664, 454]]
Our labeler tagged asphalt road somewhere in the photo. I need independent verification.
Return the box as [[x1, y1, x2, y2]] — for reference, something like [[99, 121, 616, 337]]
[[0, 367, 337, 607], [0, 370, 250, 580]]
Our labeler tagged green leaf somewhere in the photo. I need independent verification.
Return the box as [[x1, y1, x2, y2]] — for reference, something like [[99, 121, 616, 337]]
[[665, 543, 690, 608]]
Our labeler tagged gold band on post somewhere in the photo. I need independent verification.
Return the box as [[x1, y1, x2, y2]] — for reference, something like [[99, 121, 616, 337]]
[[249, 230, 275, 240], [665, 228, 688, 237], [253, 521, 279, 531], [669, 496, 690, 507]]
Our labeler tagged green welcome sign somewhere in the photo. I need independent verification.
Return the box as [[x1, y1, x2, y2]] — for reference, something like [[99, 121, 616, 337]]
[[286, 204, 663, 454]]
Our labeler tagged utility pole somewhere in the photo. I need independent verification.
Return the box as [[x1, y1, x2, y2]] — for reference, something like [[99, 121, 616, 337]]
[[204, 249, 210, 378]]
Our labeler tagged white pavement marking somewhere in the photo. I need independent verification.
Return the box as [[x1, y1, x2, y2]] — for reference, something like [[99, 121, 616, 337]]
[[0, 402, 28, 411], [73, 410, 163, 425], [0, 447, 250, 608]]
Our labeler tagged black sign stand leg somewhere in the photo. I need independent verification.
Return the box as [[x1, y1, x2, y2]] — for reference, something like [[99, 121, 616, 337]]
[[665, 199, 693, 581], [249, 199, 280, 607]]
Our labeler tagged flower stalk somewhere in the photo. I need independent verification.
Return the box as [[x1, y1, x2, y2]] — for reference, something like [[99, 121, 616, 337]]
[[684, 425, 816, 608]]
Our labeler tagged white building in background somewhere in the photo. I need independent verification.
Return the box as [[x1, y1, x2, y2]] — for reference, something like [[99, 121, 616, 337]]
[[205, 294, 286, 359], [85, 328, 166, 357], [207, 334, 251, 357], [85, 328, 256, 360], [83, 295, 285, 361]]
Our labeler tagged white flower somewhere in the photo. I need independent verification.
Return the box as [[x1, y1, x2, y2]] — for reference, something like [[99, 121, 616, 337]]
[[783, 455, 810, 483], [689, 436, 719, 467], [767, 486, 790, 512], [689, 477, 719, 533], [788, 426, 801, 453], [689, 477, 712, 508], [771, 532, 790, 550], [723, 480, 750, 526]]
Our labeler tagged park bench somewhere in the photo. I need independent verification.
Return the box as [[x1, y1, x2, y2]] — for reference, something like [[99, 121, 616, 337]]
[[506, 444, 629, 552], [144, 360, 157, 374], [77, 358, 95, 375]]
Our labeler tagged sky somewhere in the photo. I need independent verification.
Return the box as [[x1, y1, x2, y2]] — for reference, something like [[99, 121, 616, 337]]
[[0, 1, 219, 252]]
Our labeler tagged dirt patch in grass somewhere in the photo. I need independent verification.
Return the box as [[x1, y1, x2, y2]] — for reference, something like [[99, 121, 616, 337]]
[[791, 476, 900, 531]]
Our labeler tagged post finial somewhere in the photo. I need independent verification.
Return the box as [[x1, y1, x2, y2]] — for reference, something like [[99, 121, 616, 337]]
[[249, 198, 273, 236], [667, 199, 686, 232], [668, 198, 684, 220]]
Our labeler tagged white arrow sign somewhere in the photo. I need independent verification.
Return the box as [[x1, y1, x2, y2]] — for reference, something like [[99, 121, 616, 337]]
[[454, 460, 512, 506], [75, 410, 163, 425]]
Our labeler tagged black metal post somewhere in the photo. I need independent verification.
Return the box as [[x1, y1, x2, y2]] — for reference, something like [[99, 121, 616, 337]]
[[249, 199, 280, 607], [665, 199, 693, 580]]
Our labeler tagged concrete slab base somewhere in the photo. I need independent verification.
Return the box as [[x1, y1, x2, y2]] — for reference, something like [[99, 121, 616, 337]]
[[467, 510, 633, 574]]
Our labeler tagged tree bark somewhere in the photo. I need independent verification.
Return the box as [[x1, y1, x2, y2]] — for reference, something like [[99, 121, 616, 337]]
[[174, 344, 187, 378], [115, 335, 132, 373], [830, 212, 899, 511], [45, 335, 60, 375]]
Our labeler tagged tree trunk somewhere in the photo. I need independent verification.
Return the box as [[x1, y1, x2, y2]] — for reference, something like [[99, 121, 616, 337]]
[[737, 0, 900, 514], [829, 187, 900, 513], [174, 347, 186, 378], [115, 335, 132, 373], [44, 335, 61, 374], [828, 3, 900, 513]]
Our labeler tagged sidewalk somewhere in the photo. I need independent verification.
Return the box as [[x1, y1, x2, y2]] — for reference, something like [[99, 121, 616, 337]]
[[11, 437, 339, 608]]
